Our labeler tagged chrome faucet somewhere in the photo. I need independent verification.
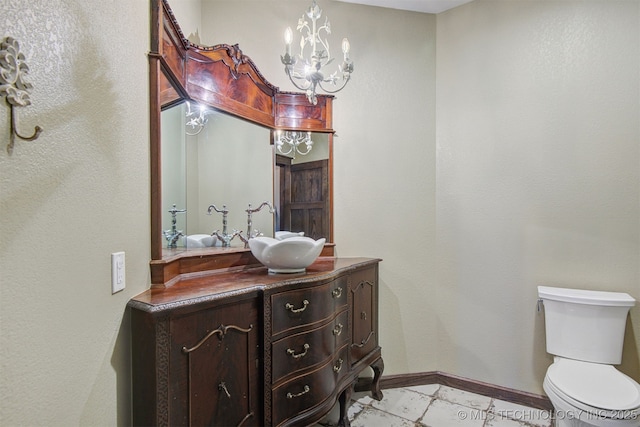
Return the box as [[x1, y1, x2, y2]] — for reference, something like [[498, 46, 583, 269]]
[[207, 204, 240, 247], [238, 201, 275, 248], [163, 204, 186, 248]]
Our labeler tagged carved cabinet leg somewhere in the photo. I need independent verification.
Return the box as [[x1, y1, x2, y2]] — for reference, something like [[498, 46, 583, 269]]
[[338, 385, 353, 427], [370, 357, 384, 401]]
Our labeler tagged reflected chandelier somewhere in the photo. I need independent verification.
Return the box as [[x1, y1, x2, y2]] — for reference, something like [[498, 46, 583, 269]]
[[275, 130, 313, 158], [281, 0, 354, 105], [185, 101, 208, 136]]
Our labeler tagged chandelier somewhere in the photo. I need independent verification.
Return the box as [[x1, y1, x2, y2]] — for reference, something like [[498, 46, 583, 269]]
[[185, 101, 208, 136], [275, 130, 313, 158], [280, 0, 354, 105]]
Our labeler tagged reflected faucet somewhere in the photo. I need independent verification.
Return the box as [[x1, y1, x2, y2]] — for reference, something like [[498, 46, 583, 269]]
[[207, 204, 240, 247], [163, 204, 186, 248], [238, 201, 275, 248]]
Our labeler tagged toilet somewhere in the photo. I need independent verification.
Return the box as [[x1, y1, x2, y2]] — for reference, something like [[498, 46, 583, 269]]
[[538, 286, 640, 427]]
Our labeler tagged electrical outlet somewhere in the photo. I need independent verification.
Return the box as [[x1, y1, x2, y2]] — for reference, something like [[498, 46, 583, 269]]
[[111, 252, 125, 294]]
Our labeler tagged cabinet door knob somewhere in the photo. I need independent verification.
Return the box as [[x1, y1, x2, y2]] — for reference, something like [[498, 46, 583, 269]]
[[333, 358, 344, 373], [286, 385, 310, 399], [285, 299, 309, 314], [286, 343, 310, 359]]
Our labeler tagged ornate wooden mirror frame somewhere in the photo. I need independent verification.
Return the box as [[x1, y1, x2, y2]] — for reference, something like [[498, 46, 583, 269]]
[[149, 0, 336, 286]]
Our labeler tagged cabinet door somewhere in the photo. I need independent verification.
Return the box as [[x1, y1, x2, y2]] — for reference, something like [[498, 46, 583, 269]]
[[350, 266, 378, 364], [170, 298, 261, 426]]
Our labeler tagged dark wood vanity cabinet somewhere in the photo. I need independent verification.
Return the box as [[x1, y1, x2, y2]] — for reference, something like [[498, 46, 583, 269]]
[[129, 258, 383, 427], [130, 294, 262, 426]]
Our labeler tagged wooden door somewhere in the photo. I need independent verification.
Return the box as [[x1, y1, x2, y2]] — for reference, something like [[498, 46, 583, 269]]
[[278, 158, 329, 240]]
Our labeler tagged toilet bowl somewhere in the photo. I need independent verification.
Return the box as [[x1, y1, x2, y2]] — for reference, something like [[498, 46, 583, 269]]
[[538, 286, 640, 427], [543, 357, 640, 427]]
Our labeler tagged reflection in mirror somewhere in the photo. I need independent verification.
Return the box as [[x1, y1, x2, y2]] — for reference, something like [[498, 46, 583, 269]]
[[161, 102, 273, 251], [275, 133, 330, 241], [161, 103, 187, 251]]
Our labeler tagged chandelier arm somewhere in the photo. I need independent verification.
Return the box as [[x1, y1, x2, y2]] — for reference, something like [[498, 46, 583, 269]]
[[277, 143, 294, 156], [317, 77, 351, 94], [288, 69, 310, 82], [286, 73, 313, 91], [316, 27, 331, 59], [296, 144, 313, 155]]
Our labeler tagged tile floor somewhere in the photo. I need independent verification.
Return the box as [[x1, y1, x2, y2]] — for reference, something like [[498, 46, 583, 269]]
[[317, 384, 553, 427]]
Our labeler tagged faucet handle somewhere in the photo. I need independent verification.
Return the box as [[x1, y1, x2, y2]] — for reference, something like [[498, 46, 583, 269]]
[[168, 204, 186, 214], [237, 232, 249, 244], [163, 229, 184, 248]]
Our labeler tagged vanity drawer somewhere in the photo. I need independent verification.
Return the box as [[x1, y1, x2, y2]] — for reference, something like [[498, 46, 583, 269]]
[[271, 276, 348, 336], [271, 345, 349, 427], [272, 310, 348, 384]]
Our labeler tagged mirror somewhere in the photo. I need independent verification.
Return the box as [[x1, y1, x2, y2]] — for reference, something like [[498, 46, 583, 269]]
[[150, 0, 335, 284], [161, 103, 273, 252], [161, 104, 331, 252]]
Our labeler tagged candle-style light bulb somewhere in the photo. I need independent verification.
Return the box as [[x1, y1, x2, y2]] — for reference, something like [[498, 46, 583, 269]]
[[284, 27, 293, 55], [342, 38, 350, 57]]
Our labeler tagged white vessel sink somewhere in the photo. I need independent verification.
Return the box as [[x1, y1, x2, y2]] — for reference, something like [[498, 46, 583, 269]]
[[249, 236, 325, 273], [275, 231, 305, 240], [186, 234, 217, 248]]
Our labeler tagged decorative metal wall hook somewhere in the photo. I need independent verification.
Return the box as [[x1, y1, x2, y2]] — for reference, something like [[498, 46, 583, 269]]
[[1, 37, 43, 154]]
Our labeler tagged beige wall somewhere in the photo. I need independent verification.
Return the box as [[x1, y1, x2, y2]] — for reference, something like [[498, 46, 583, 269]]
[[0, 0, 637, 425], [1, 0, 150, 425], [435, 0, 639, 392]]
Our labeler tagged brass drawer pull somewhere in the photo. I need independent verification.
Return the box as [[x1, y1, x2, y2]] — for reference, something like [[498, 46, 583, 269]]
[[218, 382, 231, 398], [333, 358, 343, 373], [352, 331, 375, 348], [332, 287, 342, 298], [285, 299, 309, 314], [286, 343, 310, 359], [182, 324, 253, 354], [287, 385, 310, 399], [332, 323, 344, 336]]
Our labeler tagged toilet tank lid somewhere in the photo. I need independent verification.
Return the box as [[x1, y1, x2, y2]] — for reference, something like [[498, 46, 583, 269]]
[[538, 286, 636, 307]]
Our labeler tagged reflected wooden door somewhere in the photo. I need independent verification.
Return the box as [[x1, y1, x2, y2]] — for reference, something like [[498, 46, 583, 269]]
[[278, 158, 329, 240]]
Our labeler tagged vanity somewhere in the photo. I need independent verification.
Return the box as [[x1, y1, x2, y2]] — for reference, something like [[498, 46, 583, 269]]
[[130, 258, 383, 426], [129, 1, 383, 426]]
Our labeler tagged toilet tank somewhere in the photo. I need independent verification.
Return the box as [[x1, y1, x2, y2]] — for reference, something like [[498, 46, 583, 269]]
[[538, 286, 635, 364]]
